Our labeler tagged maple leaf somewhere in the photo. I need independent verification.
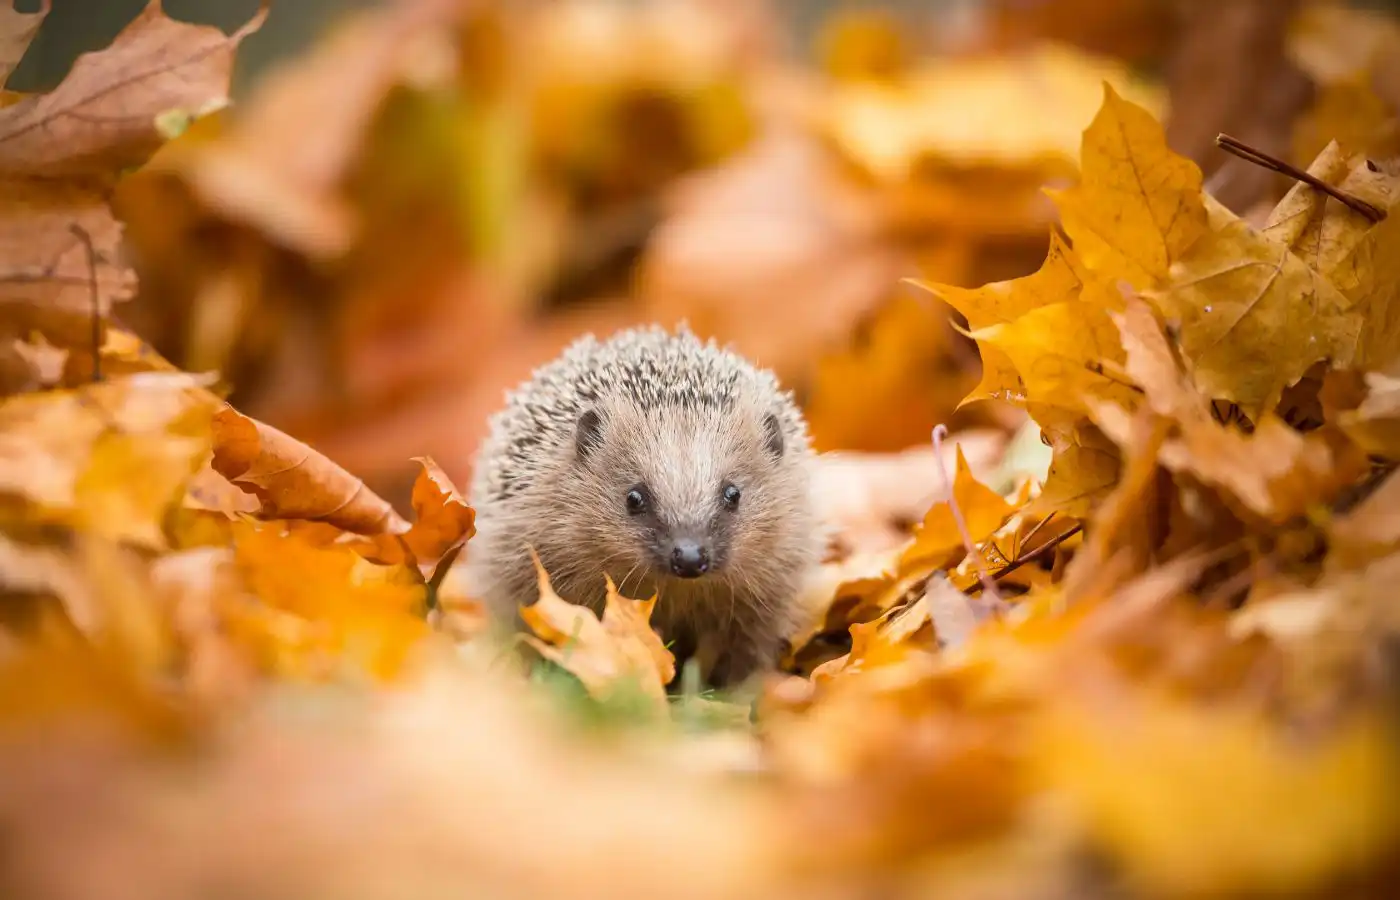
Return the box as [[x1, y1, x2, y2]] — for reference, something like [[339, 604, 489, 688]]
[[916, 230, 1099, 406], [0, 1, 263, 357], [1048, 82, 1209, 288], [1098, 297, 1369, 524], [520, 552, 675, 708], [966, 289, 1135, 420], [1147, 193, 1362, 418], [820, 47, 1163, 187], [1259, 141, 1397, 288], [0, 1, 265, 177], [900, 445, 1016, 572], [1030, 415, 1121, 519], [210, 405, 409, 537], [1340, 200, 1400, 371]]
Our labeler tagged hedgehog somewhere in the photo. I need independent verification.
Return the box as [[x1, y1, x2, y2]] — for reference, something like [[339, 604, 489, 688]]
[[466, 324, 821, 688]]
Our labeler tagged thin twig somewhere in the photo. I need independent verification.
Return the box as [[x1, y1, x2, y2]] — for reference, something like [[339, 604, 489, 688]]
[[68, 223, 102, 382], [969, 522, 1084, 593], [931, 425, 1002, 605], [1015, 510, 1058, 552], [1215, 134, 1387, 223]]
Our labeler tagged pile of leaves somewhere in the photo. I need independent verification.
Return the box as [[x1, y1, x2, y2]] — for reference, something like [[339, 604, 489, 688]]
[[4, 1, 1400, 898]]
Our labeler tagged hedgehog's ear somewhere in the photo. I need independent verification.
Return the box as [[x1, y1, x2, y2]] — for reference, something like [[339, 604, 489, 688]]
[[763, 412, 784, 459], [576, 409, 604, 459]]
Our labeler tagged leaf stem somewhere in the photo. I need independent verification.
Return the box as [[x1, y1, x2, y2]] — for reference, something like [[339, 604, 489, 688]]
[[68, 223, 101, 382], [931, 425, 1002, 605], [1215, 134, 1386, 223]]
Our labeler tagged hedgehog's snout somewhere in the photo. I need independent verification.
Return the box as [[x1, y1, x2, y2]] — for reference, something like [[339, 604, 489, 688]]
[[668, 539, 710, 578]]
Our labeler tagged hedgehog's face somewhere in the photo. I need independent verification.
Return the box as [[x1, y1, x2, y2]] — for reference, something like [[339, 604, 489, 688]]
[[566, 400, 794, 592]]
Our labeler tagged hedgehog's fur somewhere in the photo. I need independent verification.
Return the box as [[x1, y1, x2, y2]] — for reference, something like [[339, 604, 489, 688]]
[[466, 324, 820, 688]]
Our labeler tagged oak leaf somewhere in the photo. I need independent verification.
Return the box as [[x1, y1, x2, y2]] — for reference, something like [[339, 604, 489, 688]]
[[211, 405, 408, 537], [1048, 82, 1209, 288], [520, 553, 675, 707]]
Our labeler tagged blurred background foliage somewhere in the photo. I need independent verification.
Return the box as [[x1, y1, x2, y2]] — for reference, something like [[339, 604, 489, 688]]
[[12, 0, 1400, 512]]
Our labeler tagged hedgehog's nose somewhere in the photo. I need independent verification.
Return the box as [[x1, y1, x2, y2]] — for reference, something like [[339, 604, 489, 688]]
[[669, 541, 710, 578]]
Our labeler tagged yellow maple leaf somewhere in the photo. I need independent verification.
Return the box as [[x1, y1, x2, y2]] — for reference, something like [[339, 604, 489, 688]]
[[1030, 415, 1121, 520], [968, 287, 1135, 420], [915, 230, 1097, 406], [1148, 194, 1362, 419], [1048, 82, 1209, 288]]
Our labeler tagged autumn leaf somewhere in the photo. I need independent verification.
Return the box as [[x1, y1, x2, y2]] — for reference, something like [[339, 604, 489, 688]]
[[819, 47, 1163, 186], [400, 456, 476, 565], [230, 520, 430, 682], [1097, 297, 1369, 523], [1341, 201, 1400, 370], [1048, 82, 1209, 288], [0, 179, 136, 349], [966, 287, 1134, 420], [520, 553, 675, 707], [1030, 415, 1121, 519], [0, 0, 263, 360], [916, 230, 1098, 406], [0, 0, 47, 89], [900, 445, 1015, 572], [0, 373, 219, 548], [210, 405, 408, 537], [1033, 698, 1400, 896], [0, 0, 266, 177], [1148, 194, 1361, 418]]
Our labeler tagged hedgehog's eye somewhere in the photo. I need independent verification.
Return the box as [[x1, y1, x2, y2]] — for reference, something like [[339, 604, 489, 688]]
[[721, 483, 741, 509], [625, 486, 649, 515]]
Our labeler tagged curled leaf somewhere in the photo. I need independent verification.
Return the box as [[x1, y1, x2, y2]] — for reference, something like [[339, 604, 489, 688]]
[[211, 405, 407, 537]]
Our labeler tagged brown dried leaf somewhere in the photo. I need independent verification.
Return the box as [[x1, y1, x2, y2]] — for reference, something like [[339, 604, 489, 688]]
[[0, 179, 135, 348], [0, 0, 47, 89], [401, 456, 476, 565], [210, 405, 408, 537], [0, 0, 266, 178]]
